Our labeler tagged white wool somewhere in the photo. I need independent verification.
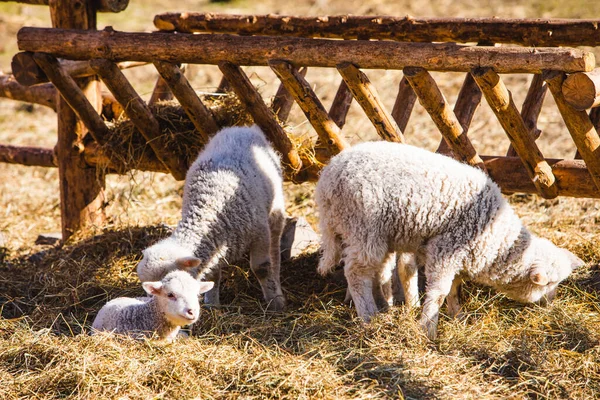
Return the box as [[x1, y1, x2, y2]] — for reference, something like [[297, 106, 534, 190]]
[[316, 141, 583, 339], [136, 125, 287, 311]]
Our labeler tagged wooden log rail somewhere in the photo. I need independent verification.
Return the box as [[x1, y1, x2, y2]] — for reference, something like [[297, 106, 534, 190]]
[[6, 142, 596, 198], [562, 69, 600, 110], [154, 13, 600, 47], [0, 74, 56, 110], [16, 28, 595, 74], [0, 0, 129, 12], [11, 51, 147, 86]]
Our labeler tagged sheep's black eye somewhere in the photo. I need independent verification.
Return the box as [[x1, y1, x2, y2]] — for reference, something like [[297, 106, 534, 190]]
[[167, 293, 176, 299]]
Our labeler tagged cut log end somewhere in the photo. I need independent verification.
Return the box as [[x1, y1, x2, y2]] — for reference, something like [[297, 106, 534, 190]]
[[562, 70, 600, 110]]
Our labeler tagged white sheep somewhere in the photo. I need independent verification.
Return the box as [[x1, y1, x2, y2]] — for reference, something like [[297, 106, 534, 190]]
[[92, 270, 214, 340], [316, 141, 583, 339], [136, 125, 287, 311]]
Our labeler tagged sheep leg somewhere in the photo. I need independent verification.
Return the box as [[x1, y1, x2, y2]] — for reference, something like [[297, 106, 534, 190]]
[[199, 265, 221, 307], [446, 276, 463, 319], [373, 253, 396, 311], [420, 274, 454, 340], [397, 252, 420, 308], [250, 218, 285, 311], [344, 258, 380, 321]]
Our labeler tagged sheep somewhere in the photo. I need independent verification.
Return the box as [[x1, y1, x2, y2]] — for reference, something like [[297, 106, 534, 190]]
[[136, 125, 287, 311], [316, 141, 583, 339], [92, 270, 214, 340]]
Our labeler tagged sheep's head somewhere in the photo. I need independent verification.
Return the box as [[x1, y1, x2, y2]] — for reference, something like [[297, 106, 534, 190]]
[[501, 236, 583, 304], [137, 238, 202, 282], [142, 270, 214, 327]]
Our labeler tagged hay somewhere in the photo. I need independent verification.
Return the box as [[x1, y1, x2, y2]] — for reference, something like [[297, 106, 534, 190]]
[[99, 92, 255, 172]]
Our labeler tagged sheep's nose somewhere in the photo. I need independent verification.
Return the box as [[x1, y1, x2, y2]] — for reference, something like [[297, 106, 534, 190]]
[[186, 308, 196, 318]]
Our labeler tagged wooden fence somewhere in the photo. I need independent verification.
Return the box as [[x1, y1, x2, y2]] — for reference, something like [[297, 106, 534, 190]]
[[2, 3, 600, 239]]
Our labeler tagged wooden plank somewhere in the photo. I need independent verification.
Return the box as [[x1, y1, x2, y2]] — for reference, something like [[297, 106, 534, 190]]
[[153, 61, 219, 142], [472, 67, 558, 198], [11, 52, 145, 86], [337, 62, 403, 142], [268, 59, 348, 157], [154, 12, 600, 47], [404, 67, 484, 169], [391, 77, 416, 134], [49, 0, 105, 240], [17, 27, 595, 74], [218, 61, 303, 176], [545, 70, 600, 191], [328, 80, 354, 129], [0, 74, 56, 110], [6, 0, 129, 12], [90, 58, 188, 180], [506, 74, 547, 157], [271, 66, 307, 122]]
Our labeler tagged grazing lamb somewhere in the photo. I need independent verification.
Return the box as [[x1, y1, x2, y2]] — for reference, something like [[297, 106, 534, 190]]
[[316, 141, 583, 339], [92, 270, 214, 340], [136, 125, 287, 311]]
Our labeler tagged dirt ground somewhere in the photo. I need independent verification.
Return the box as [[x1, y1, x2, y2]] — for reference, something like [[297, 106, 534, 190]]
[[0, 1, 599, 399]]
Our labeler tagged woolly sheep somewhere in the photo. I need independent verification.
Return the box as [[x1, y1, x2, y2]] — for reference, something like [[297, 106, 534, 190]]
[[92, 270, 214, 340], [136, 125, 287, 311], [316, 141, 583, 339]]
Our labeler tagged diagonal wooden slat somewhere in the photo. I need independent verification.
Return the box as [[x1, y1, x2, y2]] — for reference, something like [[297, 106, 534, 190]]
[[544, 70, 600, 190], [269, 59, 348, 157], [218, 61, 303, 175], [90, 58, 188, 180], [404, 67, 485, 169], [506, 74, 547, 157], [32, 53, 110, 146], [271, 66, 307, 123], [436, 72, 482, 155], [472, 67, 558, 198], [337, 62, 404, 143], [216, 76, 231, 93], [149, 75, 174, 105], [329, 80, 354, 129], [391, 76, 417, 134], [581, 107, 600, 159], [154, 61, 220, 142]]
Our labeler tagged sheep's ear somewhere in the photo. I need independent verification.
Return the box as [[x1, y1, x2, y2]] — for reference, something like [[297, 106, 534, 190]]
[[176, 256, 202, 270], [529, 268, 549, 286], [198, 281, 215, 294], [563, 249, 585, 270], [142, 281, 164, 296]]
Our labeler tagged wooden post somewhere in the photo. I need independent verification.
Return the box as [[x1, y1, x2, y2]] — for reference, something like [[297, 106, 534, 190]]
[[544, 70, 600, 191], [153, 61, 219, 142], [328, 80, 354, 129], [391, 77, 417, 134], [271, 67, 307, 123], [404, 67, 485, 169], [472, 67, 558, 198], [337, 62, 404, 143], [506, 74, 547, 157], [90, 59, 187, 180], [269, 59, 348, 157], [218, 61, 303, 176], [49, 0, 106, 240]]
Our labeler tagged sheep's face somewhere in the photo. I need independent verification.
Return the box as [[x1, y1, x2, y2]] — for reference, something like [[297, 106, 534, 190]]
[[143, 270, 214, 327], [501, 237, 583, 304], [137, 239, 202, 282]]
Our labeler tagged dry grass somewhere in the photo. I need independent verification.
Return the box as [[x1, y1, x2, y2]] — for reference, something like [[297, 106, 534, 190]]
[[1, 0, 600, 398]]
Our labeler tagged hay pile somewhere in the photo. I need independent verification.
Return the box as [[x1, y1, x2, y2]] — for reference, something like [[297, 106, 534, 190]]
[[0, 214, 599, 398], [98, 93, 255, 172]]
